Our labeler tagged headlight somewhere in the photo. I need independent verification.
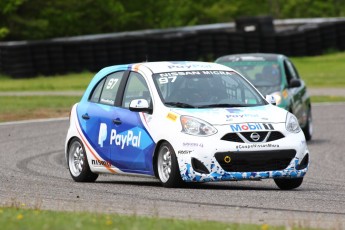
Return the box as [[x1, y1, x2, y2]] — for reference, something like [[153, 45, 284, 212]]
[[285, 112, 301, 133], [271, 92, 282, 105], [180, 116, 217, 136]]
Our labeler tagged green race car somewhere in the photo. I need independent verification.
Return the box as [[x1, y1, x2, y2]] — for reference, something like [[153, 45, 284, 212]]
[[216, 53, 312, 141]]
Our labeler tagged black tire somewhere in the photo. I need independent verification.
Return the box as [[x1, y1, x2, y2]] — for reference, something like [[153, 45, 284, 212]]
[[68, 138, 98, 182], [156, 142, 184, 188], [303, 109, 313, 141], [274, 177, 303, 190]]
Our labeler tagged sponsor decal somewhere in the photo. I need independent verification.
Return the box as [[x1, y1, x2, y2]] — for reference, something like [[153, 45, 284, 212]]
[[110, 129, 141, 149], [226, 114, 259, 119], [201, 70, 233, 75], [158, 70, 234, 84], [98, 123, 142, 149], [159, 71, 201, 77], [167, 64, 213, 69], [182, 142, 204, 148], [159, 70, 234, 76], [230, 123, 274, 132], [166, 112, 177, 121], [227, 108, 243, 114], [178, 150, 193, 154], [98, 123, 108, 147], [236, 143, 280, 150], [92, 159, 111, 167], [282, 89, 288, 99]]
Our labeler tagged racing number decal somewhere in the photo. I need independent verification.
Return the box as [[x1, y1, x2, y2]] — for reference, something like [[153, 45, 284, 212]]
[[106, 78, 119, 89], [159, 76, 177, 84]]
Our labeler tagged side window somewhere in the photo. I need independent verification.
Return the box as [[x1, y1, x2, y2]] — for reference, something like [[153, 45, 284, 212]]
[[284, 59, 299, 83], [287, 60, 300, 79], [99, 72, 124, 105], [89, 78, 105, 103], [122, 72, 151, 108]]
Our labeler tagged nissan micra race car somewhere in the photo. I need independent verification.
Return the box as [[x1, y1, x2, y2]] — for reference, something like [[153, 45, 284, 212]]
[[65, 61, 310, 190]]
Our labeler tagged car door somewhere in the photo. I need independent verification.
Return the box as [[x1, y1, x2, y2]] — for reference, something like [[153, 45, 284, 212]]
[[110, 71, 155, 175], [283, 59, 307, 126], [77, 71, 125, 169]]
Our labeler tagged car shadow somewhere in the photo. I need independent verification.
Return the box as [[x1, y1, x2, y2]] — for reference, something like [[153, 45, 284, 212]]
[[96, 180, 286, 191], [306, 138, 329, 145]]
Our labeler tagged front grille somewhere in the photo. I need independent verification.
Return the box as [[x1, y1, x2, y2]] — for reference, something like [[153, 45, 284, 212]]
[[215, 150, 296, 172], [267, 131, 285, 142], [221, 131, 285, 143], [241, 131, 268, 142], [221, 133, 244, 143]]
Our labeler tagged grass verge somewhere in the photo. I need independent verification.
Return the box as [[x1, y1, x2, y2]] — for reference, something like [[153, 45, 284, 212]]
[[311, 95, 345, 103], [0, 207, 317, 230], [0, 72, 93, 92], [0, 96, 80, 122], [291, 52, 345, 87]]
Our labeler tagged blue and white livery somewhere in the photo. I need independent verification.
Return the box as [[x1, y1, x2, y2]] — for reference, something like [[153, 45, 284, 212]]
[[65, 61, 310, 189]]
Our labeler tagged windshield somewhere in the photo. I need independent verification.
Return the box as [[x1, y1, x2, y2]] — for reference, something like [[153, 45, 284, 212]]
[[153, 70, 267, 108], [221, 61, 281, 87]]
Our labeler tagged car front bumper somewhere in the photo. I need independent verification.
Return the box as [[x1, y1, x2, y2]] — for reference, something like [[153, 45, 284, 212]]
[[173, 126, 309, 183]]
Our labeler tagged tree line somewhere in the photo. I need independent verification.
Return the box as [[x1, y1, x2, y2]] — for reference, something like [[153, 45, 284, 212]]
[[1, 0, 344, 41]]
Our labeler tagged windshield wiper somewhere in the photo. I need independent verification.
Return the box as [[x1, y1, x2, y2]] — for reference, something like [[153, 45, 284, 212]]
[[198, 104, 251, 108], [164, 102, 196, 108]]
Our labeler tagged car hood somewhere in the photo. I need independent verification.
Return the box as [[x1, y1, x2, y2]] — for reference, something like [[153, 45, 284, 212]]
[[171, 105, 287, 125]]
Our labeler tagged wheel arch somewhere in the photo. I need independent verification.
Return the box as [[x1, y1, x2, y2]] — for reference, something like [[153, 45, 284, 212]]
[[65, 136, 81, 167], [152, 139, 169, 178]]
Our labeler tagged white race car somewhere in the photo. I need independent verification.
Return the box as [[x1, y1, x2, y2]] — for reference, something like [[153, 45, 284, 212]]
[[65, 61, 309, 189]]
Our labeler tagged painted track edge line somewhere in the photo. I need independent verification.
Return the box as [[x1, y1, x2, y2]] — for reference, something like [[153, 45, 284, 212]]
[[0, 117, 68, 126]]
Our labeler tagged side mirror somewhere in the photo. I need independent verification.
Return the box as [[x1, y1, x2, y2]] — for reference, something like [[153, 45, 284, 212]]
[[129, 99, 152, 113], [265, 95, 276, 106], [289, 79, 301, 88]]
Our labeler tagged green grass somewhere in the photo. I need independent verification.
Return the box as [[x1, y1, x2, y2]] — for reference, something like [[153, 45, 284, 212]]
[[291, 52, 345, 87], [0, 96, 80, 122], [0, 207, 317, 230], [311, 95, 345, 103], [0, 72, 93, 92]]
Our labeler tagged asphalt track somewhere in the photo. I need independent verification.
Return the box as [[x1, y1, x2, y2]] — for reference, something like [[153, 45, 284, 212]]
[[1, 103, 345, 229]]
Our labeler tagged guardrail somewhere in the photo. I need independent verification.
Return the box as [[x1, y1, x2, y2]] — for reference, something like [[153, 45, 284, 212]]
[[1, 17, 345, 78]]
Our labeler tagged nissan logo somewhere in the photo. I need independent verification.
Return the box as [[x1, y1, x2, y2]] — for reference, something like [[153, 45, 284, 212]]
[[250, 132, 260, 142]]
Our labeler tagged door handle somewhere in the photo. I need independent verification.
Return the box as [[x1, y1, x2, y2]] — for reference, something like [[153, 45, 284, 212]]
[[82, 114, 90, 120], [113, 118, 122, 125]]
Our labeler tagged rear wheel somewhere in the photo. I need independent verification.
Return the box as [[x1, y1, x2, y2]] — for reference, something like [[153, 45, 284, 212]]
[[68, 138, 98, 182], [157, 142, 183, 188], [303, 109, 313, 141], [274, 177, 303, 190]]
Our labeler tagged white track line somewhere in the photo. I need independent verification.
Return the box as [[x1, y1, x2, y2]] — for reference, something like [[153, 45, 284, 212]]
[[0, 117, 68, 126]]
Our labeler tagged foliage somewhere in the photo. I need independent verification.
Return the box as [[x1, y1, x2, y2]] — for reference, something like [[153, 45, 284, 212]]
[[0, 0, 345, 41]]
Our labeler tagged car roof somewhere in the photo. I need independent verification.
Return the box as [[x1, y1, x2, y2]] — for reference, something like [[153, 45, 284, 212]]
[[141, 61, 233, 73], [98, 61, 233, 75], [216, 53, 286, 62]]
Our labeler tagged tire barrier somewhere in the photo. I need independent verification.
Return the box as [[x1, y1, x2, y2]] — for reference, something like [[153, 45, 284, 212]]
[[1, 17, 345, 78]]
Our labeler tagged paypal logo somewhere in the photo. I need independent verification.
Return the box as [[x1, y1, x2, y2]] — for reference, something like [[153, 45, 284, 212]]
[[98, 123, 142, 149], [98, 123, 108, 147]]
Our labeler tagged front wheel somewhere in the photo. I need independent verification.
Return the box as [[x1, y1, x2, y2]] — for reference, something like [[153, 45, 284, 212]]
[[68, 138, 98, 182], [156, 142, 183, 188], [274, 177, 303, 190], [303, 109, 313, 141]]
